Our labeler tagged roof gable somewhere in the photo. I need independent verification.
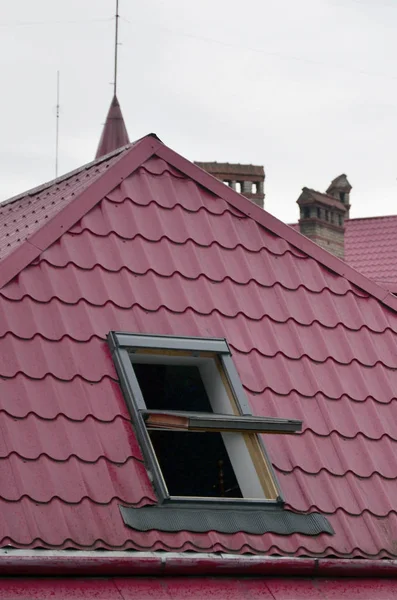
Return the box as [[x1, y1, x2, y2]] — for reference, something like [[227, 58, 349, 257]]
[[2, 137, 397, 557], [1, 134, 396, 312]]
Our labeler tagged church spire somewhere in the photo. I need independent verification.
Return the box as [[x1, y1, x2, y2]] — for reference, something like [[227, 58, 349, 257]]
[[95, 1, 130, 159], [95, 95, 130, 158]]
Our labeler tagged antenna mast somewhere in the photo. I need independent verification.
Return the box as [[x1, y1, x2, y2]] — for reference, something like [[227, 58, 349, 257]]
[[55, 70, 60, 178], [114, 0, 119, 96]]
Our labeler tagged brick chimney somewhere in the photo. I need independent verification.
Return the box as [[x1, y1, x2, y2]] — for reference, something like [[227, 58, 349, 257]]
[[194, 162, 265, 208], [326, 174, 352, 218], [297, 175, 352, 259]]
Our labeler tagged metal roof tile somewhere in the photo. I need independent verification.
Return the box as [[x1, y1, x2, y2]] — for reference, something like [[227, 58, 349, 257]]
[[0, 413, 141, 462], [0, 336, 115, 380], [268, 431, 397, 478], [1, 139, 397, 557], [0, 375, 127, 420], [0, 454, 153, 504], [248, 390, 397, 439], [0, 150, 125, 261], [278, 469, 397, 516]]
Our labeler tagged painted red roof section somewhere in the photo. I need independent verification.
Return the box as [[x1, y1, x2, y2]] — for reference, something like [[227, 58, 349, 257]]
[[0, 147, 126, 261], [1, 137, 397, 557], [95, 95, 130, 159], [0, 577, 395, 599], [345, 215, 397, 293]]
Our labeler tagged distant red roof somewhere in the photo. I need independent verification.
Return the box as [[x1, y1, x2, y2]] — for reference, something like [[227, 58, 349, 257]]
[[1, 135, 397, 558], [291, 216, 397, 293], [95, 95, 130, 159], [345, 215, 397, 293]]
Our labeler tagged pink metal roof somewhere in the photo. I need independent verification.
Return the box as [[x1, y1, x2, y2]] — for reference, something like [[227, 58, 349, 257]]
[[95, 95, 130, 159], [290, 217, 397, 292], [345, 215, 397, 293], [0, 147, 126, 261], [1, 136, 397, 557]]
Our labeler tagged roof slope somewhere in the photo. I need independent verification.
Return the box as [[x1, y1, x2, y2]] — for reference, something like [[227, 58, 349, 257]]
[[1, 137, 397, 557], [0, 146, 126, 261], [345, 215, 397, 293]]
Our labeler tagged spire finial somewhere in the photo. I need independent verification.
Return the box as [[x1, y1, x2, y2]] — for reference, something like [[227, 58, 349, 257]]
[[55, 70, 60, 178], [114, 0, 119, 97]]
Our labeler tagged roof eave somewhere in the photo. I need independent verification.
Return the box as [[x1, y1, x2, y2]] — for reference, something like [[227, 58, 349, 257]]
[[0, 550, 397, 578]]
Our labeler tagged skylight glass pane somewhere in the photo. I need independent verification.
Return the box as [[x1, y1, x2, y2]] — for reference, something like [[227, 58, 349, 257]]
[[133, 363, 213, 412], [149, 430, 243, 498]]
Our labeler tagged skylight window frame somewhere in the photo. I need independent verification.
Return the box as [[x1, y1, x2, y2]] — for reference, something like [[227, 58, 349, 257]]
[[108, 332, 296, 507]]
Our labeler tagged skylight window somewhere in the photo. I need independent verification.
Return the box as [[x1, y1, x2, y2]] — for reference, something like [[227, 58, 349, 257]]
[[108, 333, 301, 505]]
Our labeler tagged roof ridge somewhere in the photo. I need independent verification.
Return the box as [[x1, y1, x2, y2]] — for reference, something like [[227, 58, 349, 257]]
[[347, 214, 397, 223]]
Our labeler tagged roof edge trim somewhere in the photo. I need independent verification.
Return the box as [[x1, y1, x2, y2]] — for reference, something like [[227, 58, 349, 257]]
[[0, 550, 396, 578], [155, 145, 397, 313], [0, 135, 162, 290]]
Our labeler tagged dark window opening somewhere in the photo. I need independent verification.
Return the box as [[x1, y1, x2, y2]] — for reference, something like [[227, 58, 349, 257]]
[[316, 207, 321, 218], [133, 363, 212, 412], [325, 210, 329, 221], [150, 430, 242, 498], [133, 362, 243, 498], [303, 207, 310, 218], [338, 214, 343, 226], [339, 191, 345, 203]]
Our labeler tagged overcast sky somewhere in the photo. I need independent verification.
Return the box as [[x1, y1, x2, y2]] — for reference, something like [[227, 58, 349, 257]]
[[0, 0, 396, 223]]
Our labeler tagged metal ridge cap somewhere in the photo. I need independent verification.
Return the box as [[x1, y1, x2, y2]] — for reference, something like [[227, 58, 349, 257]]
[[0, 550, 397, 578]]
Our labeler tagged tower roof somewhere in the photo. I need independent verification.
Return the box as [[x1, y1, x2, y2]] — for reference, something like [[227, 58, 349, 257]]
[[327, 174, 352, 193], [95, 95, 130, 159]]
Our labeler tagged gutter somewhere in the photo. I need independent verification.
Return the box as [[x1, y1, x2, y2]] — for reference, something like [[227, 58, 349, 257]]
[[0, 550, 397, 578]]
